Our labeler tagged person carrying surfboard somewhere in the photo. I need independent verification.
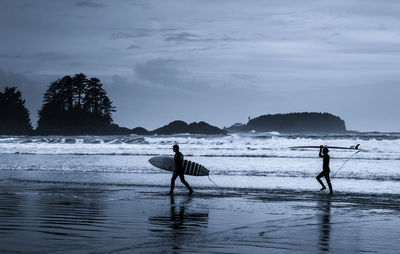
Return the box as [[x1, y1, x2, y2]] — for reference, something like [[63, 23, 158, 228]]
[[169, 145, 193, 195], [316, 145, 333, 194]]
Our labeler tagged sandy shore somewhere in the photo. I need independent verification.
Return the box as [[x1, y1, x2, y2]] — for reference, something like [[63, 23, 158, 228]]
[[0, 179, 399, 253]]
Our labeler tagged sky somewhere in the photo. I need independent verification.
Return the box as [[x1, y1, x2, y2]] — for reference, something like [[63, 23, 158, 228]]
[[0, 0, 399, 132]]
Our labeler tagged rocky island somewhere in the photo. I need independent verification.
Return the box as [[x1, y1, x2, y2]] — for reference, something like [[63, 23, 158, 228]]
[[226, 112, 346, 133], [35, 74, 130, 135]]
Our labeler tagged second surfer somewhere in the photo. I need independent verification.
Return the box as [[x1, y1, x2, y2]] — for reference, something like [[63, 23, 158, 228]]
[[316, 145, 333, 194]]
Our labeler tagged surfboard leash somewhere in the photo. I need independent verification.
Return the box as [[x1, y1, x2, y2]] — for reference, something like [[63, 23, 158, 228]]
[[331, 150, 361, 179], [208, 175, 222, 191]]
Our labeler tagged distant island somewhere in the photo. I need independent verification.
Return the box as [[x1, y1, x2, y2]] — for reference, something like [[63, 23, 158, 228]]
[[226, 112, 346, 133], [35, 73, 131, 135], [132, 120, 227, 135], [1, 73, 347, 135]]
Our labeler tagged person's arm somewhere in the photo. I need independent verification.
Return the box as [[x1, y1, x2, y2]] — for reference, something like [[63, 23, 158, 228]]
[[319, 145, 324, 158]]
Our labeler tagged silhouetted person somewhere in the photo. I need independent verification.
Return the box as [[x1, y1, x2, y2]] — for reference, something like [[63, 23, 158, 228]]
[[169, 145, 193, 195], [316, 145, 333, 194]]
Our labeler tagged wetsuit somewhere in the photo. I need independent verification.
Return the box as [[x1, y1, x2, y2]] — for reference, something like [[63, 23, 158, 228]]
[[174, 152, 184, 173], [170, 152, 193, 194], [321, 154, 330, 173], [316, 150, 333, 194]]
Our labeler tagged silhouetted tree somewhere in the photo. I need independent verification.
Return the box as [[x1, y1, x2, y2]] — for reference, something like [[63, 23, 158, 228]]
[[37, 74, 116, 134], [72, 73, 87, 109], [0, 87, 32, 134]]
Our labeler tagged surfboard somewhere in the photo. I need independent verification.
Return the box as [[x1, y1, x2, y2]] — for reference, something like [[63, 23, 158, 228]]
[[290, 144, 360, 150], [148, 156, 210, 176]]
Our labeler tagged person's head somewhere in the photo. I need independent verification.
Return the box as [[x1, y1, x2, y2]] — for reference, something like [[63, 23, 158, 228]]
[[323, 147, 329, 155], [173, 144, 179, 152]]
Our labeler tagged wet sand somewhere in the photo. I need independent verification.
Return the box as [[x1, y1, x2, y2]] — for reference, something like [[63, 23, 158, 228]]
[[0, 180, 399, 253]]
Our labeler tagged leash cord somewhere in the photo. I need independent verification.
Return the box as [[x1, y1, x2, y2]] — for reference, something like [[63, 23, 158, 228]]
[[331, 150, 361, 179], [208, 175, 222, 190]]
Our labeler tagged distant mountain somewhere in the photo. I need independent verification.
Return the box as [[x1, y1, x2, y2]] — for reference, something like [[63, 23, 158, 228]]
[[226, 112, 346, 133], [131, 127, 149, 135], [131, 120, 227, 135]]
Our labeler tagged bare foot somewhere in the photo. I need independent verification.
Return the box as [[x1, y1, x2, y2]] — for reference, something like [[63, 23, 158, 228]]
[[320, 187, 326, 191]]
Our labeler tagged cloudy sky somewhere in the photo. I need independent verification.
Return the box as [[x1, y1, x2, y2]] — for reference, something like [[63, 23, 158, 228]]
[[1, 0, 399, 131]]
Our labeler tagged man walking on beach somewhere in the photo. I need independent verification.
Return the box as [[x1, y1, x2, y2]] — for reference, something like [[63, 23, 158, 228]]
[[316, 145, 333, 194], [169, 145, 193, 195]]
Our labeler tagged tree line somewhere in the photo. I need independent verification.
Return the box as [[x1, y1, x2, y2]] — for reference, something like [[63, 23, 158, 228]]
[[0, 73, 123, 135], [1, 73, 348, 135]]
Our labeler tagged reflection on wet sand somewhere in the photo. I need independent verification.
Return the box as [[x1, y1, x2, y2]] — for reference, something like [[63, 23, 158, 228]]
[[318, 196, 331, 252], [37, 187, 107, 239], [0, 185, 109, 253], [1, 182, 399, 253], [0, 190, 24, 233], [148, 195, 209, 251]]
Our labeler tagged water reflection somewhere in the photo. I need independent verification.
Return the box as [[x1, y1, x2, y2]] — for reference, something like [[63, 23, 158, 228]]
[[37, 187, 107, 240], [148, 195, 209, 251], [0, 190, 24, 233], [318, 196, 331, 252], [0, 191, 24, 218]]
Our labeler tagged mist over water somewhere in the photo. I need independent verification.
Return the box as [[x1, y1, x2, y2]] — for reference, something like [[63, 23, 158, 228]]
[[1, 132, 399, 194]]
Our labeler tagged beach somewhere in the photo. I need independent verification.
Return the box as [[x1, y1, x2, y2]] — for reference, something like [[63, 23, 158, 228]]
[[1, 178, 399, 253], [0, 133, 399, 253]]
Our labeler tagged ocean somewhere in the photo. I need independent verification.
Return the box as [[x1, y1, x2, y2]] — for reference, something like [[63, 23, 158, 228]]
[[1, 132, 399, 195]]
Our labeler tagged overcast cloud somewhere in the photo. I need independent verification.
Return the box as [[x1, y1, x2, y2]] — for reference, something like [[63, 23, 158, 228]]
[[0, 0, 399, 131]]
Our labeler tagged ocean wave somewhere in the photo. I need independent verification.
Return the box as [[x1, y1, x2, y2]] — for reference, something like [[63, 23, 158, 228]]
[[1, 134, 399, 162], [0, 151, 399, 160], [1, 132, 400, 144], [0, 136, 149, 144]]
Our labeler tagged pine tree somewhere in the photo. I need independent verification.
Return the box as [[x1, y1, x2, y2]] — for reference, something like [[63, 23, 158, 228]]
[[37, 74, 116, 134], [0, 87, 33, 134]]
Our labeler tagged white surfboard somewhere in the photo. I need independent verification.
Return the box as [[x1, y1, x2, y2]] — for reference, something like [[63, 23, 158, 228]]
[[290, 144, 360, 150], [149, 156, 210, 176]]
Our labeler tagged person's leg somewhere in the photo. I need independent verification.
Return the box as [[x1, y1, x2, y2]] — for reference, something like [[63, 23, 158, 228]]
[[325, 172, 333, 194], [179, 173, 193, 194], [316, 171, 326, 190], [169, 172, 179, 194]]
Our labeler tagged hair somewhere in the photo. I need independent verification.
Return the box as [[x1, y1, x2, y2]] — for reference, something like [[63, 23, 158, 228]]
[[173, 144, 179, 150], [323, 147, 329, 154]]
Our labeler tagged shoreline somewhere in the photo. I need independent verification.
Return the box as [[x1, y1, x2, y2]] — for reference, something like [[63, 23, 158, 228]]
[[0, 180, 399, 253]]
